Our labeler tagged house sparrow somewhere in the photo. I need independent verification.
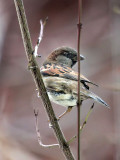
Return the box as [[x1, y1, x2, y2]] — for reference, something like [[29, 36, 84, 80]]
[[40, 47, 108, 119]]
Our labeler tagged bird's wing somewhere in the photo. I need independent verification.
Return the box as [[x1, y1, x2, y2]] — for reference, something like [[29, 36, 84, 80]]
[[41, 64, 109, 107], [41, 64, 98, 90]]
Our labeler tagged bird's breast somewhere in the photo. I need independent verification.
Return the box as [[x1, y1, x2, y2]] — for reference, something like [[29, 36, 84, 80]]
[[47, 91, 77, 107], [42, 76, 77, 107]]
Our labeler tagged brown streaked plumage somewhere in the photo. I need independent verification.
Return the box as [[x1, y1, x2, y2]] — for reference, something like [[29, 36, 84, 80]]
[[41, 47, 108, 119]]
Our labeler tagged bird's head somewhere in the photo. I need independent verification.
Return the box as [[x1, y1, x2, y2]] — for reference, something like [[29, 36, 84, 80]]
[[43, 47, 85, 68]]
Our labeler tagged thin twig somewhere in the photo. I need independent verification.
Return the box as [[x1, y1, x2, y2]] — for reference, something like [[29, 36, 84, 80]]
[[68, 135, 77, 145], [80, 103, 94, 132], [34, 17, 48, 57], [68, 103, 94, 145], [77, 0, 82, 160], [34, 109, 59, 148], [14, 0, 75, 159]]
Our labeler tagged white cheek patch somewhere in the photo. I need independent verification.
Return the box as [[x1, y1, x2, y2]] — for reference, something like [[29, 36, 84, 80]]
[[56, 55, 72, 67]]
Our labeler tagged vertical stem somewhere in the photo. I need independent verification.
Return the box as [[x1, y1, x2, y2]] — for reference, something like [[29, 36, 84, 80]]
[[77, 0, 82, 160]]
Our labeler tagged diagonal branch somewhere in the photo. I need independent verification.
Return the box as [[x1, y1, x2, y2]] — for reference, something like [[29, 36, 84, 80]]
[[14, 0, 75, 159]]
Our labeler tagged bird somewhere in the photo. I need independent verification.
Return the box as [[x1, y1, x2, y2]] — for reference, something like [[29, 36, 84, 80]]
[[40, 47, 109, 120]]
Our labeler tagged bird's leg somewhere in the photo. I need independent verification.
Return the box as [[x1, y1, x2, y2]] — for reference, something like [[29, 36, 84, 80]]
[[47, 106, 73, 123], [80, 103, 94, 132], [58, 106, 73, 120]]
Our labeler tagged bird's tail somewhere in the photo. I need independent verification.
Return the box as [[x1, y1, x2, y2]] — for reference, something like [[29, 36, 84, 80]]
[[82, 90, 109, 108]]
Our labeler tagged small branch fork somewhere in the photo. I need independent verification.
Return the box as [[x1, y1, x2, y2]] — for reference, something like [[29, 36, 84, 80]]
[[34, 103, 94, 148], [34, 109, 59, 148]]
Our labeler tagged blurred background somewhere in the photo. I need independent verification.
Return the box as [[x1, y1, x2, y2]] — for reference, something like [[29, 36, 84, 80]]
[[0, 0, 120, 159]]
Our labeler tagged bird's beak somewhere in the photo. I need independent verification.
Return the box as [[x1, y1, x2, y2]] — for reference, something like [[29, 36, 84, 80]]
[[80, 55, 85, 60]]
